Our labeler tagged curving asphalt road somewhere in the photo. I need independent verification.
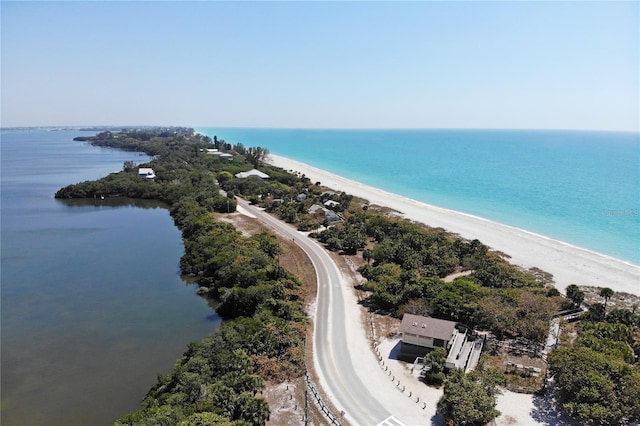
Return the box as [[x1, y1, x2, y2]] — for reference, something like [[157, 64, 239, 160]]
[[237, 199, 401, 426]]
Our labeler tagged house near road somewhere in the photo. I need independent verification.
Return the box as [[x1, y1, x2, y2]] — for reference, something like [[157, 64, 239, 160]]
[[138, 167, 156, 179], [308, 204, 324, 214], [308, 204, 341, 224], [400, 314, 458, 356], [399, 313, 483, 371]]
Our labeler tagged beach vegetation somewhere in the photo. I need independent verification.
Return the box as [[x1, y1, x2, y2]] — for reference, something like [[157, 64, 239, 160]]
[[606, 307, 640, 327], [548, 302, 640, 425], [57, 128, 309, 425], [122, 160, 137, 172], [599, 286, 614, 312], [565, 284, 585, 308], [549, 346, 640, 425], [436, 367, 505, 426], [583, 302, 606, 322], [422, 347, 447, 385], [321, 210, 561, 342], [245, 146, 270, 168]]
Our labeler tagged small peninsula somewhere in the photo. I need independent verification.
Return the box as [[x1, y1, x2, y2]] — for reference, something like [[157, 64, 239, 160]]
[[56, 127, 640, 426]]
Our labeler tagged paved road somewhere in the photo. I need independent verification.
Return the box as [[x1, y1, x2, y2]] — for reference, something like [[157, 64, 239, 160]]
[[237, 199, 401, 426]]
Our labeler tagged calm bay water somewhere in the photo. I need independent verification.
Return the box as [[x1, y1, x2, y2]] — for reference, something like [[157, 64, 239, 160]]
[[200, 128, 640, 265], [1, 129, 220, 425]]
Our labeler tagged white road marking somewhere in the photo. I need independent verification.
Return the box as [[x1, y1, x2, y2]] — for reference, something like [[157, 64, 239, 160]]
[[376, 415, 407, 426]]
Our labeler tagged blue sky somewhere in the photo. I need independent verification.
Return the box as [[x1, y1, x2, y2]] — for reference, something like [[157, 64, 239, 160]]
[[1, 1, 638, 131]]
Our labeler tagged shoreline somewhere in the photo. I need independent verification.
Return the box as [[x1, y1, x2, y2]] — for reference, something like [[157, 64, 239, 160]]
[[267, 153, 639, 295]]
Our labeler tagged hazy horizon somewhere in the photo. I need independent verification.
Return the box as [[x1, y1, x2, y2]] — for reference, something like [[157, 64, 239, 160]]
[[2, 1, 638, 132], [3, 125, 639, 134]]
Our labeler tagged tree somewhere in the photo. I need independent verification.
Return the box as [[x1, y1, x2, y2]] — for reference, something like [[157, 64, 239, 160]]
[[234, 392, 270, 425], [584, 303, 606, 322], [437, 369, 502, 426], [606, 308, 640, 327], [217, 171, 234, 184], [599, 287, 614, 313], [363, 248, 373, 264], [245, 147, 269, 168], [430, 279, 480, 322], [565, 284, 585, 308], [548, 346, 640, 425], [341, 226, 366, 254], [211, 196, 237, 214], [253, 232, 281, 258], [576, 321, 634, 363], [423, 348, 447, 385], [123, 160, 137, 172], [178, 412, 250, 426]]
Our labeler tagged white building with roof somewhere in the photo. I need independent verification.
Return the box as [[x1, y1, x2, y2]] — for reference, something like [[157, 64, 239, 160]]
[[138, 167, 156, 179], [235, 169, 270, 179]]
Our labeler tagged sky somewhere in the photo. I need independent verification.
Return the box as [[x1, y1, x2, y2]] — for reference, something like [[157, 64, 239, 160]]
[[1, 1, 638, 131]]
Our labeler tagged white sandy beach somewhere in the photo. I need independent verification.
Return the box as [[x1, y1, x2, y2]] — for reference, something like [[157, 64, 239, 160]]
[[268, 154, 639, 296]]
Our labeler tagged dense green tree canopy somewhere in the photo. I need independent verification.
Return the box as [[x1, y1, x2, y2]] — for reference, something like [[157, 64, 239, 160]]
[[549, 305, 640, 426], [549, 346, 640, 425], [335, 211, 560, 342], [57, 129, 307, 425], [437, 368, 505, 426]]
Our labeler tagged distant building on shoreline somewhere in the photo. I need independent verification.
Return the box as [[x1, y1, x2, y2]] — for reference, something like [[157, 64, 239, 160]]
[[138, 167, 156, 179]]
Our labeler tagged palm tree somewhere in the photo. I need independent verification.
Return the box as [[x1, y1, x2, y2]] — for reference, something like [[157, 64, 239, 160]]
[[363, 248, 373, 264], [566, 284, 585, 308], [599, 287, 614, 314]]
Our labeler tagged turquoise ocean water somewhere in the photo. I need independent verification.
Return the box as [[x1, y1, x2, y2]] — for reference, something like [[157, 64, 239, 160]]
[[199, 128, 639, 265]]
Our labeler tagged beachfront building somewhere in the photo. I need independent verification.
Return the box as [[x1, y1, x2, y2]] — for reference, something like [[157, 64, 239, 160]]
[[399, 313, 483, 370], [309, 204, 324, 214], [138, 167, 156, 179], [400, 314, 458, 357], [235, 169, 270, 180], [202, 149, 233, 160], [308, 204, 340, 224]]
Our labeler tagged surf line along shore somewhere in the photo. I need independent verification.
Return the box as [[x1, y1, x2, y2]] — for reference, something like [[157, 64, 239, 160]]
[[267, 153, 639, 296]]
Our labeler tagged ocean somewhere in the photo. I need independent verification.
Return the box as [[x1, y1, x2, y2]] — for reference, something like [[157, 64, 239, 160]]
[[199, 128, 639, 266], [1, 129, 220, 425]]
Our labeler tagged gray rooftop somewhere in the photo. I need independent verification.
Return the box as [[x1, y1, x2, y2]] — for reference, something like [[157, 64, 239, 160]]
[[399, 314, 457, 341]]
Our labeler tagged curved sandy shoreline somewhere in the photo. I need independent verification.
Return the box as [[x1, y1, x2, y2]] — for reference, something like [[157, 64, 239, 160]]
[[268, 153, 639, 295]]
